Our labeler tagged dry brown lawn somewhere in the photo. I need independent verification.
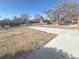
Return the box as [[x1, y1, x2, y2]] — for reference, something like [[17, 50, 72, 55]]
[[0, 28, 56, 59]]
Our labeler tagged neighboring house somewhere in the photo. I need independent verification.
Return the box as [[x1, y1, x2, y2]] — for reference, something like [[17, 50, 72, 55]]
[[39, 19, 44, 24], [58, 17, 79, 25], [71, 19, 78, 24], [77, 18, 79, 26], [36, 18, 44, 24]]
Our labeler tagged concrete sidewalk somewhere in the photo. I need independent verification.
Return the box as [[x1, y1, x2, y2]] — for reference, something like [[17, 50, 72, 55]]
[[26, 26, 79, 59], [29, 26, 67, 34]]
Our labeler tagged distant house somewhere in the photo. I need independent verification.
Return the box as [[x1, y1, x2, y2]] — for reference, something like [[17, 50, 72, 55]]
[[58, 17, 79, 25], [36, 18, 44, 24], [77, 18, 79, 26], [39, 19, 44, 24], [71, 19, 78, 24]]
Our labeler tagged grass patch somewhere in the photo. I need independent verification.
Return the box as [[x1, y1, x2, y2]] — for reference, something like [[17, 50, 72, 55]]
[[43, 25, 79, 30], [0, 28, 56, 59]]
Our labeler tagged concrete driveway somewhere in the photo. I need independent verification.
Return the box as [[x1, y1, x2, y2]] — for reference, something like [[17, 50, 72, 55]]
[[26, 26, 79, 59]]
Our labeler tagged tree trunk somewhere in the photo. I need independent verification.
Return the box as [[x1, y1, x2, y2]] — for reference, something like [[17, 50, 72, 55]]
[[56, 13, 60, 25]]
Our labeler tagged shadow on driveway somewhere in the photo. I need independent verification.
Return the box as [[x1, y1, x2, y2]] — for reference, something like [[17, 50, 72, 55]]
[[27, 47, 79, 59], [0, 48, 78, 59]]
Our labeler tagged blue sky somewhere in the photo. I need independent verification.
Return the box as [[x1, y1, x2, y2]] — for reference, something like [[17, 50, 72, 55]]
[[0, 0, 58, 19], [0, 0, 76, 19]]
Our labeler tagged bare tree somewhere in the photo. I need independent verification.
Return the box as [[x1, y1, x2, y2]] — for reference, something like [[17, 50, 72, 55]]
[[0, 18, 11, 28], [20, 13, 30, 25], [12, 16, 18, 20], [34, 15, 44, 23], [63, 2, 79, 22], [44, 0, 65, 24], [44, 0, 79, 25]]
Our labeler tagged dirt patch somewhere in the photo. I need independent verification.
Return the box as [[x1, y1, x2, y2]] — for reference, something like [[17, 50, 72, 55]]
[[0, 28, 56, 59]]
